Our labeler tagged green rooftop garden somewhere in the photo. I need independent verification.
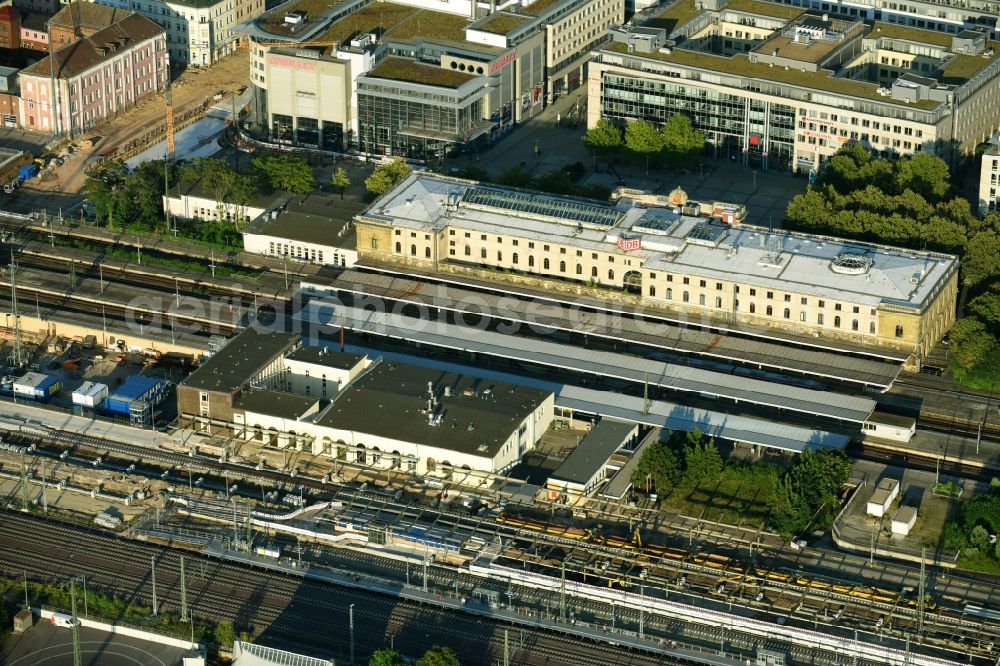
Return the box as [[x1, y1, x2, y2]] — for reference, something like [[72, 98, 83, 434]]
[[868, 21, 954, 48], [646, 0, 701, 33], [475, 12, 531, 34], [260, 0, 350, 33], [603, 41, 942, 109], [367, 57, 476, 87], [320, 2, 471, 44], [518, 0, 564, 16], [722, 0, 804, 20], [938, 40, 1000, 84]]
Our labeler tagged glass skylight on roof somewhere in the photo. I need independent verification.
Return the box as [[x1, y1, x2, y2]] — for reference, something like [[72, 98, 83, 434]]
[[685, 222, 728, 246], [461, 186, 623, 227]]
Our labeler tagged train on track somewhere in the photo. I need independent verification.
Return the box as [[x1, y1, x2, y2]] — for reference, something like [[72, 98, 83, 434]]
[[495, 511, 932, 609]]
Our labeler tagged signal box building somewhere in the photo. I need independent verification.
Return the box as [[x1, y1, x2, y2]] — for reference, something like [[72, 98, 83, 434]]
[[354, 172, 958, 360]]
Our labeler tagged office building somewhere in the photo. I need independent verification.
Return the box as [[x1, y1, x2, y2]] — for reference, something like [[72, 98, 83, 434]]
[[240, 0, 622, 155], [588, 0, 1000, 171]]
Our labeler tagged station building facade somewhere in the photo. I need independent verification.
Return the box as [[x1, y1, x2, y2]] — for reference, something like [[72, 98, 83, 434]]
[[587, 0, 1000, 171], [355, 173, 958, 359], [177, 327, 555, 475]]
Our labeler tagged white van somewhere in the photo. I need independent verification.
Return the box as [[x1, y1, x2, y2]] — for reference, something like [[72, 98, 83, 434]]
[[50, 613, 75, 628]]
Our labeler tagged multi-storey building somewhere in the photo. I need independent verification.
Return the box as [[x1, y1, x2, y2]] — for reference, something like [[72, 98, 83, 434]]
[[354, 172, 958, 359], [58, 0, 262, 66], [19, 12, 49, 50], [48, 3, 134, 46], [241, 0, 621, 156], [588, 0, 1000, 172], [979, 137, 1000, 215], [19, 11, 166, 134]]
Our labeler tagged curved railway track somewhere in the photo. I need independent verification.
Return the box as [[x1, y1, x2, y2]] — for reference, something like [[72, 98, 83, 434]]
[[0, 510, 667, 666]]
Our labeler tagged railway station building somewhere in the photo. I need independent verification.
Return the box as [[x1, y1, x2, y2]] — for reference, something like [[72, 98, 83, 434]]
[[177, 327, 556, 475], [354, 172, 958, 359], [587, 0, 1000, 171], [240, 0, 621, 156]]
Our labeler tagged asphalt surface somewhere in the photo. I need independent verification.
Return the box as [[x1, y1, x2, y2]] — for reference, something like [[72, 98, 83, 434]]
[[0, 621, 189, 666]]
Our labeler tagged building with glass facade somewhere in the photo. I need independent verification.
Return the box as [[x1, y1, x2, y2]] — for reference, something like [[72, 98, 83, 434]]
[[240, 0, 621, 156], [588, 0, 1000, 172]]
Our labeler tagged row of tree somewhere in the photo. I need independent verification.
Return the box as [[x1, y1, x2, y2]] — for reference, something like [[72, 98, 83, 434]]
[[631, 430, 851, 537], [784, 145, 1000, 390], [369, 646, 460, 666], [583, 115, 706, 171], [84, 154, 320, 235]]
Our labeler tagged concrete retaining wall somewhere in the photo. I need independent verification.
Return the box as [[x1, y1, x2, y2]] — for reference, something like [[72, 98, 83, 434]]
[[37, 608, 200, 651]]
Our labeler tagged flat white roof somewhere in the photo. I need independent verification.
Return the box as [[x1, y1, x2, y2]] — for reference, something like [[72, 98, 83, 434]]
[[363, 173, 957, 310], [72, 381, 109, 397]]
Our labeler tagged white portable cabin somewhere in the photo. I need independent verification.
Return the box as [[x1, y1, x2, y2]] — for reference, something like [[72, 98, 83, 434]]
[[72, 381, 109, 408], [891, 506, 917, 536], [866, 478, 900, 518]]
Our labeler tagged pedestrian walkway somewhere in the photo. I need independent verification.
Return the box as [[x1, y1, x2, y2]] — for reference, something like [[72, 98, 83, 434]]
[[448, 89, 808, 228]]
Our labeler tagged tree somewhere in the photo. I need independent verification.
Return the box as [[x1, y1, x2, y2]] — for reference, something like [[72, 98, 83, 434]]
[[969, 287, 1000, 332], [214, 621, 235, 649], [681, 429, 723, 486], [659, 114, 704, 168], [624, 118, 663, 174], [583, 118, 622, 164], [534, 169, 576, 195], [416, 646, 460, 666], [331, 167, 351, 199], [768, 476, 809, 538], [369, 649, 404, 666], [788, 449, 850, 526], [970, 525, 991, 552], [251, 155, 316, 193], [950, 317, 997, 373], [83, 160, 130, 227], [497, 165, 533, 188], [631, 438, 682, 494], [895, 153, 952, 203], [364, 157, 412, 199]]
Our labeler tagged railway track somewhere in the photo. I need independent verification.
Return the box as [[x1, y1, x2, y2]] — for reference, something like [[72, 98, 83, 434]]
[[0, 510, 668, 666]]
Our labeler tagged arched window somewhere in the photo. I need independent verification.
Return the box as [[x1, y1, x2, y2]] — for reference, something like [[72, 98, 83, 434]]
[[481, 248, 487, 259], [715, 297, 722, 308], [766, 305, 773, 316], [666, 288, 673, 300], [834, 316, 841, 328], [395, 242, 401, 253], [750, 303, 756, 314], [425, 247, 431, 259], [649, 285, 656, 297], [895, 324, 904, 338], [851, 319, 859, 331], [464, 245, 471, 256], [799, 311, 806, 322], [698, 294, 706, 306], [512, 253, 519, 264], [870, 322, 876, 334], [591, 266, 598, 277], [682, 291, 689, 303], [544, 258, 550, 270], [497, 251, 502, 261], [783, 308, 790, 319], [410, 244, 417, 256], [608, 269, 615, 281], [818, 313, 824, 325], [576, 263, 583, 275], [560, 261, 566, 272], [529, 255, 535, 267]]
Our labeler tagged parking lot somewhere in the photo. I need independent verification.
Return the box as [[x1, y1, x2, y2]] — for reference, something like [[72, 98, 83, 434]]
[[0, 619, 191, 666]]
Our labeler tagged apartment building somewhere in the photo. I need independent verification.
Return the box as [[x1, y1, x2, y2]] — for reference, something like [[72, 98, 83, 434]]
[[588, 0, 1000, 172], [354, 172, 958, 358], [48, 3, 134, 46], [241, 0, 621, 156], [19, 11, 166, 134], [59, 0, 262, 66]]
